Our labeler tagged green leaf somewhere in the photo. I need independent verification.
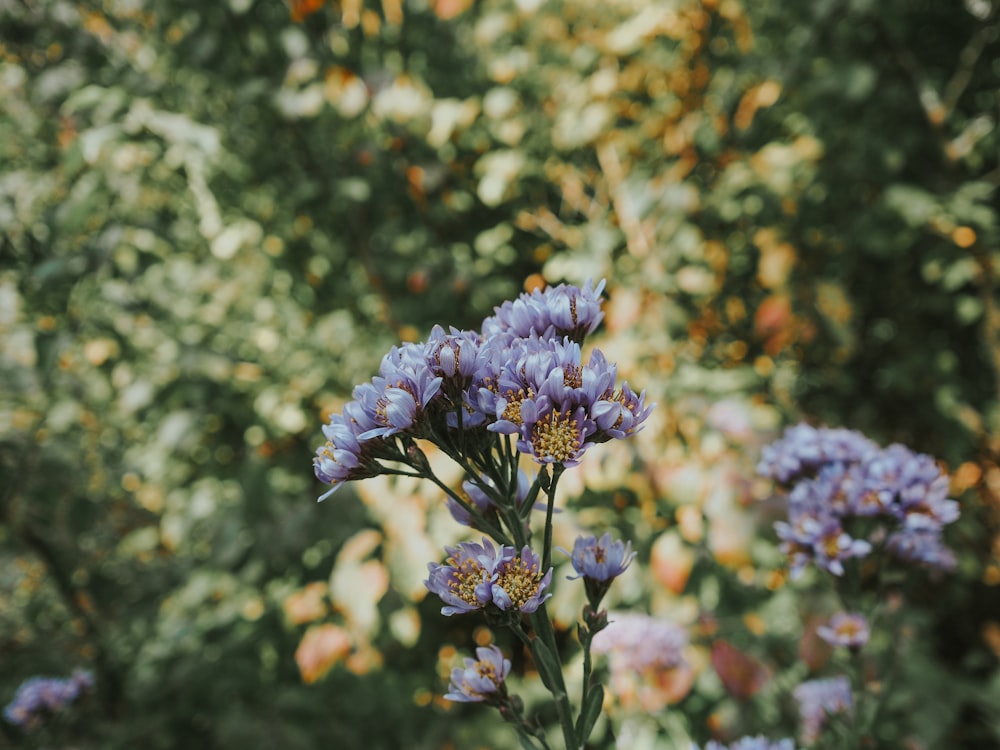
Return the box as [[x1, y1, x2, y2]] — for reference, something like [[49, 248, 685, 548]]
[[575, 684, 604, 743], [529, 637, 563, 694]]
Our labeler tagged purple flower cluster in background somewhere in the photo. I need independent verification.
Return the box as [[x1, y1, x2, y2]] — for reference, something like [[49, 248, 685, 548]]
[[4, 670, 93, 730], [696, 737, 796, 750], [757, 424, 879, 484], [313, 279, 652, 498], [760, 424, 960, 577], [793, 675, 852, 744]]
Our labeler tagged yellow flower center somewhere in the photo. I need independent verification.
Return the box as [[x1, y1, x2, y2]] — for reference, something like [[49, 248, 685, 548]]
[[501, 388, 533, 425], [318, 440, 337, 462], [496, 556, 543, 609], [447, 555, 488, 607], [475, 660, 499, 683], [821, 532, 843, 558], [531, 409, 581, 462], [835, 620, 862, 639]]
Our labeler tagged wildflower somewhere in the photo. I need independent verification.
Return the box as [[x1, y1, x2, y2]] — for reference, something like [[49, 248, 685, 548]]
[[425, 538, 508, 616], [425, 539, 551, 616], [444, 645, 512, 704], [757, 424, 878, 484], [793, 675, 852, 744], [696, 738, 796, 750], [775, 482, 871, 579], [313, 409, 380, 501], [564, 532, 635, 608], [482, 278, 606, 343], [4, 670, 93, 730], [517, 401, 596, 467], [566, 532, 635, 582], [492, 545, 552, 614], [761, 427, 959, 575], [590, 382, 653, 441], [483, 337, 613, 435], [422, 326, 492, 420], [887, 525, 957, 570], [817, 612, 870, 649], [353, 370, 442, 441]]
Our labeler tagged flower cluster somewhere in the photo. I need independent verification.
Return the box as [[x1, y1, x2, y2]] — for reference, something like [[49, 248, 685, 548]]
[[424, 538, 552, 616], [4, 670, 93, 730], [757, 424, 878, 484], [314, 281, 649, 750], [313, 279, 652, 499], [760, 425, 959, 577], [793, 676, 852, 744], [695, 737, 796, 750]]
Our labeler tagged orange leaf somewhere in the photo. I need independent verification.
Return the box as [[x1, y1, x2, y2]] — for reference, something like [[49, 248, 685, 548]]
[[289, 0, 326, 22], [710, 640, 770, 700], [295, 624, 352, 684]]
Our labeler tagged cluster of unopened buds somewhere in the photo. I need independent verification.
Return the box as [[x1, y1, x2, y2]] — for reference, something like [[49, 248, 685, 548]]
[[313, 279, 650, 749]]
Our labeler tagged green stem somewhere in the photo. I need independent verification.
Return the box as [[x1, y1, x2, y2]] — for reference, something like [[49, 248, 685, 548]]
[[580, 635, 593, 722], [526, 610, 579, 750], [416, 469, 513, 546], [541, 464, 564, 573]]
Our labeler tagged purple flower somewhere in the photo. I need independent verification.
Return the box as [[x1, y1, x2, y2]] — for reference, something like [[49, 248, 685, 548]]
[[887, 525, 957, 570], [517, 401, 596, 467], [762, 426, 960, 575], [425, 538, 508, 616], [4, 670, 93, 729], [313, 409, 381, 501], [817, 612, 870, 649], [354, 368, 442, 441], [492, 545, 553, 614], [774, 472, 872, 578], [793, 676, 852, 744], [482, 278, 606, 343], [590, 382, 654, 441], [423, 326, 492, 416], [565, 532, 636, 608], [757, 424, 878, 484], [565, 532, 635, 582], [444, 645, 512, 704], [697, 738, 796, 750], [425, 539, 551, 615]]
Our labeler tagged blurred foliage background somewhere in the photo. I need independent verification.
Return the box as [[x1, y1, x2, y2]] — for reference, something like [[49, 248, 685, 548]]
[[1, 0, 999, 747]]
